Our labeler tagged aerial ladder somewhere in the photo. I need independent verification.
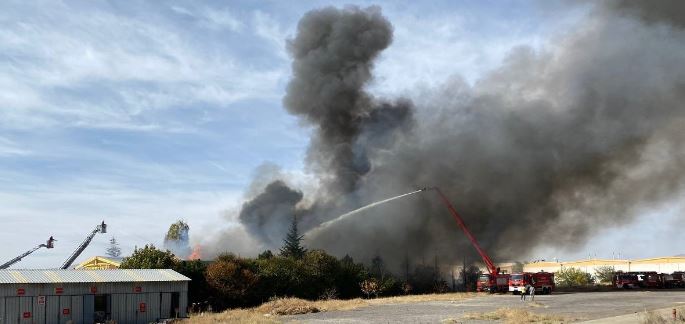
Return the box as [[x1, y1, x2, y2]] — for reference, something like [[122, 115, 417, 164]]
[[60, 221, 107, 269], [431, 187, 508, 291], [0, 237, 55, 269]]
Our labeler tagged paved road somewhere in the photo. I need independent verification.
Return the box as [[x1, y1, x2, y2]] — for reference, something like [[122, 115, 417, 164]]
[[291, 290, 685, 323]]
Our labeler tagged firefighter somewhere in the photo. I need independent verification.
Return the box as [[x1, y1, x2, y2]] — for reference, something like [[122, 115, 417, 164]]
[[529, 284, 535, 301], [521, 285, 528, 301], [530, 278, 536, 301]]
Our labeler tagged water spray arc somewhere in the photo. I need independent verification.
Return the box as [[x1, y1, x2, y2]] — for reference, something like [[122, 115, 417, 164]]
[[305, 186, 498, 275], [305, 188, 428, 238]]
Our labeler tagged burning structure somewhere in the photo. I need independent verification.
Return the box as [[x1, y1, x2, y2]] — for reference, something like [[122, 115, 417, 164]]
[[205, 1, 685, 271]]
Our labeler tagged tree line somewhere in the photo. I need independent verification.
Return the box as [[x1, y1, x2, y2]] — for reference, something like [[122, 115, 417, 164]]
[[118, 216, 472, 311]]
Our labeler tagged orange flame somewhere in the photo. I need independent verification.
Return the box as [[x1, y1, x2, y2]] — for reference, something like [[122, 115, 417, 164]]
[[188, 244, 202, 260]]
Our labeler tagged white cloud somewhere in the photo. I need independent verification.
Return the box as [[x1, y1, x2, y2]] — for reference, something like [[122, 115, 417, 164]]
[[0, 137, 31, 157], [0, 183, 243, 268], [253, 10, 291, 59], [0, 2, 286, 131]]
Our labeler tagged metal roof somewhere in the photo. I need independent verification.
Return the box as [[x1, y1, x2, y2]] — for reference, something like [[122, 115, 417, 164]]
[[0, 269, 190, 284]]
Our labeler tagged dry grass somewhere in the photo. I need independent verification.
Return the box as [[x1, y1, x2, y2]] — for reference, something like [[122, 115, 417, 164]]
[[527, 301, 549, 308], [463, 307, 566, 324], [640, 307, 685, 324], [367, 292, 477, 304], [185, 298, 369, 323], [186, 309, 279, 324], [256, 297, 369, 315], [185, 293, 477, 323]]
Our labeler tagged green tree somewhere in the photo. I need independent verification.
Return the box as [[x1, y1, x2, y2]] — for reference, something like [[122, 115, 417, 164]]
[[337, 255, 368, 298], [163, 220, 191, 257], [205, 253, 259, 308], [555, 267, 594, 287], [258, 250, 274, 259], [594, 266, 615, 283], [105, 237, 122, 258], [301, 250, 341, 299], [119, 245, 178, 269], [174, 260, 210, 305], [164, 220, 189, 241], [280, 215, 306, 259]]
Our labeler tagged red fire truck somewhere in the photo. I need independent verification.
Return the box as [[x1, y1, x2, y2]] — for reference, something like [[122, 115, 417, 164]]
[[433, 188, 509, 293], [508, 271, 555, 295], [612, 272, 639, 289], [477, 273, 511, 293], [665, 272, 685, 288], [632, 272, 663, 288]]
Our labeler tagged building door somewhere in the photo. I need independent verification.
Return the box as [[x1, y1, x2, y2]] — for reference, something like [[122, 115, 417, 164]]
[[92, 294, 110, 323], [46, 296, 60, 324], [58, 296, 71, 324], [4, 297, 19, 324], [170, 292, 180, 319], [160, 293, 171, 319]]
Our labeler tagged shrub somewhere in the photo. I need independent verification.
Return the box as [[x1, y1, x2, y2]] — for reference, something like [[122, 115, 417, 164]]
[[119, 244, 178, 269], [555, 267, 593, 287], [594, 266, 615, 283], [205, 254, 259, 307]]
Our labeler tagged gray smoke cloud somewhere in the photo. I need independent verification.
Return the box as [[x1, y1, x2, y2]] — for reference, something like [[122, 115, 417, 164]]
[[238, 180, 303, 247], [233, 2, 685, 269], [608, 0, 685, 28]]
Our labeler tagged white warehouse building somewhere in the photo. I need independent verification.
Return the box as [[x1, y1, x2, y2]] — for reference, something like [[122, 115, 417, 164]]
[[524, 256, 685, 274], [0, 269, 190, 324]]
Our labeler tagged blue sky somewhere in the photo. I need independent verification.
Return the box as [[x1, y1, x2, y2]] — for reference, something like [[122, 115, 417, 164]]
[[5, 0, 677, 268]]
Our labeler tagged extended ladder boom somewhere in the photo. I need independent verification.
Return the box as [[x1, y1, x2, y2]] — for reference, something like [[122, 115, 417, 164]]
[[60, 221, 106, 269], [432, 187, 498, 274], [0, 237, 55, 269]]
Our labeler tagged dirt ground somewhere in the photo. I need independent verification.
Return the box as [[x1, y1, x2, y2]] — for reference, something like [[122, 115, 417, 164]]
[[289, 290, 685, 323]]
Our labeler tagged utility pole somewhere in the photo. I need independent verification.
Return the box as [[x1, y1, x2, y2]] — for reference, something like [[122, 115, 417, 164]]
[[434, 254, 439, 283], [462, 255, 467, 291], [404, 250, 410, 282], [451, 266, 456, 291]]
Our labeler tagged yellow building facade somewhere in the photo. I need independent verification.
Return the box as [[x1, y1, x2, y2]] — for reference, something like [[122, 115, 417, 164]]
[[524, 256, 685, 274], [75, 256, 122, 270]]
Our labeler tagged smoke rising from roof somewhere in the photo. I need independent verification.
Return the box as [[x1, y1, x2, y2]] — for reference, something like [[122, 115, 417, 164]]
[[217, 2, 685, 268]]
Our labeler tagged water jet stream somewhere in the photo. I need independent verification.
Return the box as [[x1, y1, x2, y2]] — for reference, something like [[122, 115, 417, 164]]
[[305, 188, 428, 238]]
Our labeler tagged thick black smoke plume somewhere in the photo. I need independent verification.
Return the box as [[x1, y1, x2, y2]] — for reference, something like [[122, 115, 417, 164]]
[[230, 2, 685, 268], [235, 6, 412, 250]]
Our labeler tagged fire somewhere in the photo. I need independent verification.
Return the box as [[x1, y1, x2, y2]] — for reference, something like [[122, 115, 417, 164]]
[[188, 245, 202, 260]]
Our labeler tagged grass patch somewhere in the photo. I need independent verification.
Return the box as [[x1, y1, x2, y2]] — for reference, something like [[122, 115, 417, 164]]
[[367, 292, 476, 304], [186, 308, 279, 324], [640, 307, 685, 324], [256, 297, 368, 315], [185, 292, 477, 323], [527, 301, 548, 308], [463, 308, 566, 324]]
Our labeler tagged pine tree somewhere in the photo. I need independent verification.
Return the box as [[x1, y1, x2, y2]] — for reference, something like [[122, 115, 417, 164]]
[[279, 215, 306, 259], [106, 237, 122, 258]]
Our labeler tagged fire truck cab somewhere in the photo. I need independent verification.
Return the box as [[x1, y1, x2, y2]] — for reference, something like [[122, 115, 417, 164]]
[[508, 272, 554, 295], [477, 273, 510, 293], [666, 272, 685, 288], [633, 272, 663, 289], [613, 272, 639, 289]]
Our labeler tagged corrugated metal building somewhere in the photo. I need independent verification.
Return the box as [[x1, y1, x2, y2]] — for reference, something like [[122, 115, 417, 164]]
[[0, 269, 190, 324]]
